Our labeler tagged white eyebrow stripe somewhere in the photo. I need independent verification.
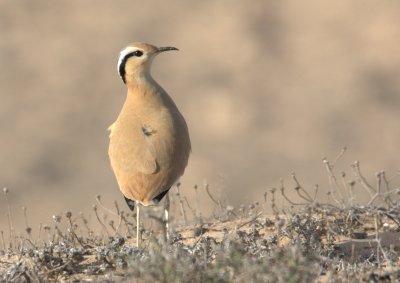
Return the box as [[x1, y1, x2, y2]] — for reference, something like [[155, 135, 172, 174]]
[[117, 47, 140, 72]]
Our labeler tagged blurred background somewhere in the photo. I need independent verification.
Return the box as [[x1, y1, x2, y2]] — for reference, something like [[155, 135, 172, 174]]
[[1, 0, 399, 234]]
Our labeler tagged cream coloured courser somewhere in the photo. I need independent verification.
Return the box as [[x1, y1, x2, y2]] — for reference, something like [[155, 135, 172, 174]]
[[108, 42, 191, 247]]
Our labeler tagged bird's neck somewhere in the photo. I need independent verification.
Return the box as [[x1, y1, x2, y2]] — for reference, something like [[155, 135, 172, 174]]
[[126, 70, 149, 88], [125, 73, 161, 102]]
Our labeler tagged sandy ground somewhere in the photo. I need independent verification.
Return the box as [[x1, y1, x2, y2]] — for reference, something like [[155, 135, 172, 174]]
[[2, 206, 400, 282]]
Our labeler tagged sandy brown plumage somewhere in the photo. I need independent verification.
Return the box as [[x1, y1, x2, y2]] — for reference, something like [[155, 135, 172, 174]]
[[108, 42, 191, 209]]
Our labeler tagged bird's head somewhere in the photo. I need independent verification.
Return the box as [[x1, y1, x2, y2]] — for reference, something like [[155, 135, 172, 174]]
[[117, 42, 178, 84]]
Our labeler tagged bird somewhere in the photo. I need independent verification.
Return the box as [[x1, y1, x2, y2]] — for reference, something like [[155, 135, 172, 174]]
[[108, 42, 191, 247]]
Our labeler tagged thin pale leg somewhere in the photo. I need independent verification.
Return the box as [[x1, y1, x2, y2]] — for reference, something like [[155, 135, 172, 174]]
[[164, 194, 170, 242], [136, 204, 141, 248]]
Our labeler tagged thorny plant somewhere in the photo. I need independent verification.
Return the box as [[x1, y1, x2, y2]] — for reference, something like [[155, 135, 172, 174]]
[[1, 150, 400, 282], [279, 147, 400, 210]]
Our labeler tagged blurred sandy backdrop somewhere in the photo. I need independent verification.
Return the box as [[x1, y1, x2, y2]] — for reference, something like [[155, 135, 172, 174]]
[[1, 1, 400, 232]]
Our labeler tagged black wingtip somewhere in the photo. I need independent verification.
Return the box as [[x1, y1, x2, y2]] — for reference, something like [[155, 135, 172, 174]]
[[152, 188, 170, 204], [124, 196, 135, 211]]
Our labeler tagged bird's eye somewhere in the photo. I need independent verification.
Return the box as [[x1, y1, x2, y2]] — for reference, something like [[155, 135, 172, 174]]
[[134, 50, 143, 57]]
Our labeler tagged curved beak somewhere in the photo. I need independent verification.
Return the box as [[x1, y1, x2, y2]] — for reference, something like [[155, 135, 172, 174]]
[[157, 46, 179, 53]]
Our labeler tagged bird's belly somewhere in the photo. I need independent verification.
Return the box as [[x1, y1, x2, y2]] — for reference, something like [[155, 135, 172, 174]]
[[108, 118, 189, 205]]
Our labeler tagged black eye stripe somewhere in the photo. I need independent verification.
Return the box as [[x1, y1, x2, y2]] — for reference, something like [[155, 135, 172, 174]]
[[118, 50, 143, 84], [118, 52, 135, 84]]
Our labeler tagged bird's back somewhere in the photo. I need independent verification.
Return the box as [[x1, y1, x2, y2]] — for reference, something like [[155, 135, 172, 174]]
[[108, 83, 191, 206]]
